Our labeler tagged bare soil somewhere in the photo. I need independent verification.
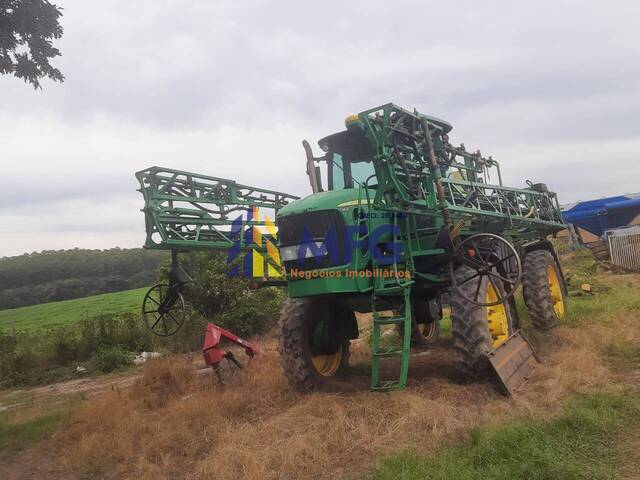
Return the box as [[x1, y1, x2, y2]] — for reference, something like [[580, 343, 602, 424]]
[[0, 371, 140, 414]]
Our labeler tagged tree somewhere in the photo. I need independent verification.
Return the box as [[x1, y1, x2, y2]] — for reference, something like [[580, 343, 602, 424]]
[[0, 0, 64, 88]]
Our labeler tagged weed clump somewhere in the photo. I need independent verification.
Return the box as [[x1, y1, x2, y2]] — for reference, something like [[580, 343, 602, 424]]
[[0, 313, 152, 387], [93, 345, 134, 373], [130, 357, 196, 409]]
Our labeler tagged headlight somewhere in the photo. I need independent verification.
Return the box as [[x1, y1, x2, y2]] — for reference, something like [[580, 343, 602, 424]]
[[279, 245, 299, 262], [279, 242, 327, 262]]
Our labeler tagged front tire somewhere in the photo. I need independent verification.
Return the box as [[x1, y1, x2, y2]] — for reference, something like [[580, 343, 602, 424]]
[[451, 265, 515, 377], [277, 298, 351, 391], [522, 249, 566, 330]]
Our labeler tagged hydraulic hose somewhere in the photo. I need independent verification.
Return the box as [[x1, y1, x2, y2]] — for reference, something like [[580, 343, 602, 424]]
[[420, 117, 452, 227]]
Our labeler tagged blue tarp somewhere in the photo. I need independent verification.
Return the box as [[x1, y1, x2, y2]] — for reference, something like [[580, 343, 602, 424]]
[[562, 194, 640, 237]]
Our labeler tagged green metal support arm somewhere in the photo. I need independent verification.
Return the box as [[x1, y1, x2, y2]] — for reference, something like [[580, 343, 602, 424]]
[[356, 103, 565, 236], [135, 166, 299, 252]]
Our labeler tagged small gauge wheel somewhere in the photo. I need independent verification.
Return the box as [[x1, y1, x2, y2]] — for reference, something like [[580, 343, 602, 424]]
[[141, 283, 186, 336], [450, 233, 521, 307]]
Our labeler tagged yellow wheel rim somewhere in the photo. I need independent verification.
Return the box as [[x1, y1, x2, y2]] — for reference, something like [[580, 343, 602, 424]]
[[417, 322, 436, 339], [311, 347, 342, 377], [486, 282, 510, 348], [547, 265, 565, 318]]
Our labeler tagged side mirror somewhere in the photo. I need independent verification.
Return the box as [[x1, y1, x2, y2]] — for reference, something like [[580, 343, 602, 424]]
[[302, 139, 323, 193]]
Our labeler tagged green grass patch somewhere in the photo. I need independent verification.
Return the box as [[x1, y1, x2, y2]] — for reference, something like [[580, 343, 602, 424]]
[[0, 412, 62, 452], [439, 314, 452, 338], [557, 247, 640, 325], [512, 270, 640, 331], [562, 282, 640, 327], [0, 311, 164, 387], [0, 287, 148, 332], [562, 247, 600, 278], [605, 341, 640, 369], [92, 344, 134, 373], [368, 392, 640, 480]]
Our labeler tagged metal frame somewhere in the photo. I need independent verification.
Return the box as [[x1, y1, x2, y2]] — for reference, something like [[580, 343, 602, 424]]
[[357, 103, 564, 235], [136, 166, 298, 251], [134, 104, 567, 393]]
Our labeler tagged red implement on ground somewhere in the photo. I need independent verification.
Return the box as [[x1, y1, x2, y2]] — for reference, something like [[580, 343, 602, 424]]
[[202, 322, 258, 381]]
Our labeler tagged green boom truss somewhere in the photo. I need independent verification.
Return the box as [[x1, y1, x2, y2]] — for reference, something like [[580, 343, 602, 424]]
[[356, 103, 564, 236], [135, 166, 299, 253]]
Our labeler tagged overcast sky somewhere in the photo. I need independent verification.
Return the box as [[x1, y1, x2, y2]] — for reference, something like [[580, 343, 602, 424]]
[[1, 0, 639, 257]]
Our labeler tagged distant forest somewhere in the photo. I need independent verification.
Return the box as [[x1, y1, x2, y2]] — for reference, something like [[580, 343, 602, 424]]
[[0, 248, 167, 310]]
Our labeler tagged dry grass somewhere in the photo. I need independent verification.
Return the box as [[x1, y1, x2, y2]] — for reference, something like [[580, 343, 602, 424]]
[[49, 306, 639, 480], [618, 424, 640, 480]]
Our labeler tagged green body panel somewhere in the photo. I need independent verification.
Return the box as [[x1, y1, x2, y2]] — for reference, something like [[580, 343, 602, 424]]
[[278, 188, 362, 216], [277, 187, 444, 298]]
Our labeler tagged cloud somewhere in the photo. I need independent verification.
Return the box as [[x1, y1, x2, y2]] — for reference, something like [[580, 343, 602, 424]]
[[1, 0, 639, 255]]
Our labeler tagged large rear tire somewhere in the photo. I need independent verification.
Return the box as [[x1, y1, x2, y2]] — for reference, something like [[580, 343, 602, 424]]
[[277, 298, 351, 391], [522, 249, 566, 330], [451, 265, 515, 377]]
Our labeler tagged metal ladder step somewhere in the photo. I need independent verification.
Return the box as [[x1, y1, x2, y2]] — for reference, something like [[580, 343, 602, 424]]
[[370, 286, 412, 392], [373, 347, 404, 358], [368, 207, 416, 392], [373, 316, 406, 326], [374, 285, 408, 295], [374, 272, 413, 296], [371, 380, 401, 392]]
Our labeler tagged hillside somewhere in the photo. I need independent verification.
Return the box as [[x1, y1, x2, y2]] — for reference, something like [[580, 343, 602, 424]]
[[0, 287, 147, 331], [0, 249, 166, 310]]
